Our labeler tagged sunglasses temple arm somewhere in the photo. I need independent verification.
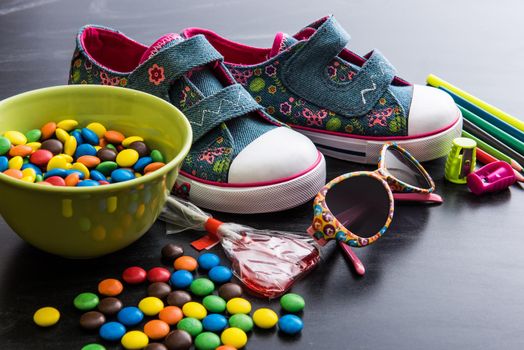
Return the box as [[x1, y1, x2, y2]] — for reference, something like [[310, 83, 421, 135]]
[[393, 192, 443, 203], [338, 241, 366, 275]]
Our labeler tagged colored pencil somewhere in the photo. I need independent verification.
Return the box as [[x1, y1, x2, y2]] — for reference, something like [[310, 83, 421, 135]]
[[427, 74, 524, 132], [475, 148, 524, 182]]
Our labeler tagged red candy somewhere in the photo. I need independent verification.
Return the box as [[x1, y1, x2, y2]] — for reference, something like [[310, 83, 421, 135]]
[[30, 149, 53, 167], [147, 267, 171, 283], [44, 176, 66, 186], [122, 266, 147, 284]]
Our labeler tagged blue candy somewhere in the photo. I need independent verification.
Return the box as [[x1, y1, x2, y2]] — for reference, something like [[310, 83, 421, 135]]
[[170, 270, 194, 288], [99, 321, 126, 341], [71, 130, 84, 144], [21, 163, 43, 175], [77, 179, 100, 187], [278, 314, 303, 335], [133, 156, 153, 172], [44, 168, 68, 179], [111, 169, 135, 183], [75, 143, 97, 158], [117, 306, 144, 326], [0, 156, 8, 172], [208, 266, 232, 284], [66, 169, 85, 179], [90, 169, 106, 182], [81, 128, 99, 145], [202, 314, 228, 332], [197, 253, 221, 271]]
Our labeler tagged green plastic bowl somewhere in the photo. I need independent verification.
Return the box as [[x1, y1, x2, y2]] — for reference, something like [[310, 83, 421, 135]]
[[0, 85, 192, 258]]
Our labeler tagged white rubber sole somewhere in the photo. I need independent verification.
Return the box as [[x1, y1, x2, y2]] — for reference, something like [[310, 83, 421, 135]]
[[175, 153, 326, 214], [295, 115, 463, 164]]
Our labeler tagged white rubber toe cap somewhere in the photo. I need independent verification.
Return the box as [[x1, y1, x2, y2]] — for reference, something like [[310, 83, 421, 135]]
[[228, 127, 319, 184], [408, 85, 460, 135]]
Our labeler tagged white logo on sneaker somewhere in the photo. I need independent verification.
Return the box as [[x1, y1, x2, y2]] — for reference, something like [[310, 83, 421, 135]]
[[190, 88, 250, 127]]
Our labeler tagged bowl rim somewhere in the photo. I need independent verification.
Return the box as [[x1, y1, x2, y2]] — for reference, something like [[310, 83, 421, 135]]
[[0, 85, 192, 193]]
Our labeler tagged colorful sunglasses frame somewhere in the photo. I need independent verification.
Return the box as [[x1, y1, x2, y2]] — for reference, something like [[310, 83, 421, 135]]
[[309, 142, 436, 248]]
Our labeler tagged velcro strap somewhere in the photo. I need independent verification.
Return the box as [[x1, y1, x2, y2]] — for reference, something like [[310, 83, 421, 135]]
[[185, 84, 262, 142], [127, 35, 223, 99], [282, 16, 396, 116]]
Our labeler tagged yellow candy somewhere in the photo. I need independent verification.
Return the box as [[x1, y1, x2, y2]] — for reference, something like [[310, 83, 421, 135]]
[[58, 154, 74, 163], [22, 168, 36, 179], [72, 162, 90, 179], [4, 130, 27, 145], [138, 297, 164, 316], [33, 307, 60, 327], [64, 136, 77, 156], [253, 308, 278, 329], [8, 156, 23, 170], [221, 327, 247, 348], [21, 176, 35, 183], [226, 298, 251, 314], [94, 145, 101, 151], [26, 142, 41, 151], [55, 128, 70, 144], [121, 330, 149, 350], [134, 172, 142, 178], [87, 122, 107, 138], [122, 136, 143, 147], [47, 156, 69, 171], [182, 301, 207, 320], [56, 119, 78, 131], [116, 149, 139, 167]]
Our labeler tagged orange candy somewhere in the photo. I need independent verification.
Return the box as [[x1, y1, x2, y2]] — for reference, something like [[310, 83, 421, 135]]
[[65, 172, 80, 186], [9, 145, 33, 157], [3, 168, 23, 179], [173, 256, 198, 271], [77, 155, 101, 168], [104, 130, 125, 144], [99, 138, 108, 148], [159, 306, 183, 326], [216, 346, 237, 350], [98, 278, 123, 296], [144, 162, 165, 174], [143, 319, 170, 340], [40, 122, 57, 140]]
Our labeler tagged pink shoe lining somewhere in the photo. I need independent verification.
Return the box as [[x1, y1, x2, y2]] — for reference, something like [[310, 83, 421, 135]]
[[179, 151, 323, 188]]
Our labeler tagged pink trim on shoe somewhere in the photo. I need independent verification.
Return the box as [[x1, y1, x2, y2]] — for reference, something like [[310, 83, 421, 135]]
[[179, 151, 323, 188]]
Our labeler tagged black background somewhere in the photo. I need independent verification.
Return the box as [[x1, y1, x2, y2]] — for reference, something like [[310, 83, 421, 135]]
[[1, 1, 524, 349]]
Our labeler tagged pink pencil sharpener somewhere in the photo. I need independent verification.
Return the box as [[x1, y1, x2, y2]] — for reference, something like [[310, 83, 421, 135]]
[[466, 161, 516, 195]]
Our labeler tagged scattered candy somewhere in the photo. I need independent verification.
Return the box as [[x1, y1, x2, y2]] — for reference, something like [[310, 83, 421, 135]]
[[253, 308, 278, 329], [202, 313, 228, 332], [182, 301, 207, 320], [228, 313, 253, 332], [202, 295, 226, 313], [79, 311, 106, 330], [218, 283, 242, 301], [117, 306, 144, 326], [147, 282, 172, 299], [280, 293, 305, 313], [221, 327, 247, 349], [226, 298, 251, 315], [147, 267, 171, 283], [99, 322, 126, 341], [81, 344, 106, 350], [138, 296, 164, 316], [122, 266, 147, 284], [33, 306, 60, 327], [165, 329, 193, 350], [174, 256, 198, 271], [208, 266, 233, 284], [159, 306, 184, 326], [278, 314, 303, 335], [98, 278, 123, 296], [144, 319, 170, 340], [74, 292, 99, 311], [216, 346, 236, 350], [177, 317, 203, 337], [170, 270, 194, 289], [197, 253, 220, 270], [195, 332, 221, 350], [161, 243, 184, 261], [145, 343, 168, 350], [97, 297, 123, 316], [190, 278, 215, 296], [121, 330, 149, 349], [167, 290, 192, 307]]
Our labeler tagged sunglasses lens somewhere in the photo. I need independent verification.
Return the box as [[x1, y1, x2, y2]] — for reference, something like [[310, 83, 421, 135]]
[[324, 175, 390, 238], [385, 147, 431, 189]]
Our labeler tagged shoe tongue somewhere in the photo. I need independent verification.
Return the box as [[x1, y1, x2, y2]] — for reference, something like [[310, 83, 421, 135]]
[[139, 33, 183, 65], [268, 32, 298, 58]]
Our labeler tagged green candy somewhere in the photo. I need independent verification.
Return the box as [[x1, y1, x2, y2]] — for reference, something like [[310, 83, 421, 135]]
[[150, 149, 164, 163], [280, 293, 305, 313], [25, 129, 42, 143], [194, 332, 221, 350], [177, 317, 203, 337], [95, 161, 118, 176], [202, 295, 226, 313], [73, 292, 99, 311], [81, 344, 106, 350], [228, 313, 253, 332], [190, 278, 215, 297], [35, 174, 43, 183], [106, 144, 117, 151], [0, 136, 11, 155]]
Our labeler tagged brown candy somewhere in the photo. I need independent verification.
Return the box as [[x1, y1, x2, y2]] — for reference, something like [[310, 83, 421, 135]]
[[97, 297, 123, 316], [79, 311, 106, 330], [161, 244, 184, 261], [96, 147, 117, 162], [164, 330, 192, 350], [129, 141, 150, 158], [145, 343, 168, 350], [41, 139, 63, 155], [147, 282, 172, 299], [167, 291, 191, 307], [218, 283, 243, 301]]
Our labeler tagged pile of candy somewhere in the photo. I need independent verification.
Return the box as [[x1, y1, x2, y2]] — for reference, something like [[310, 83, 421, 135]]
[[0, 120, 166, 186], [33, 244, 306, 350]]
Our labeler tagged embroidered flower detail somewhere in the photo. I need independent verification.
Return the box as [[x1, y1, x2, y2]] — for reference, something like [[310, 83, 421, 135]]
[[148, 64, 165, 86], [74, 59, 82, 68], [280, 102, 292, 115], [254, 68, 262, 76], [267, 106, 276, 114], [265, 65, 277, 77], [230, 68, 252, 85], [84, 60, 92, 71], [345, 124, 354, 133], [119, 78, 128, 87], [255, 96, 262, 103], [368, 108, 393, 128], [80, 80, 87, 84], [302, 108, 327, 126], [100, 71, 120, 86], [268, 85, 277, 94], [379, 97, 386, 105], [347, 71, 356, 80], [327, 66, 337, 78]]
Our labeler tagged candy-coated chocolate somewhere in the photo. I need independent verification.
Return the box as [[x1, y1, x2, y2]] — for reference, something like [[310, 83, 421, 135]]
[[97, 147, 117, 162], [9, 145, 32, 157], [121, 330, 149, 349], [122, 136, 144, 147], [3, 130, 27, 145], [75, 143, 97, 158], [182, 302, 207, 320], [128, 141, 150, 157], [147, 267, 171, 283], [46, 176, 68, 186], [90, 169, 106, 182], [161, 243, 184, 261], [145, 343, 168, 350], [71, 130, 84, 144], [216, 346, 237, 350], [280, 293, 305, 313], [111, 168, 135, 182], [86, 122, 107, 137], [40, 122, 57, 140], [95, 161, 118, 176], [138, 296, 164, 316], [30, 149, 53, 166], [77, 179, 100, 187], [77, 155, 101, 168], [195, 332, 221, 350], [197, 253, 220, 270], [0, 137, 11, 155], [277, 314, 303, 334], [26, 142, 41, 151], [148, 282, 172, 299], [144, 319, 170, 340], [64, 136, 77, 156], [41, 139, 63, 155], [104, 130, 125, 144], [81, 343, 106, 350], [74, 292, 99, 311], [65, 172, 81, 186], [177, 317, 203, 337], [99, 322, 126, 341], [190, 278, 215, 297], [22, 163, 42, 175], [133, 156, 152, 172], [167, 291, 192, 307], [144, 162, 165, 173], [202, 295, 226, 313], [117, 306, 144, 326], [122, 266, 147, 284], [0, 156, 8, 172], [116, 149, 139, 167], [228, 313, 253, 332], [57, 119, 79, 131], [221, 328, 247, 349], [46, 155, 69, 171], [174, 256, 198, 271], [79, 311, 106, 330], [253, 308, 278, 329], [3, 168, 23, 179], [8, 156, 23, 170], [159, 306, 184, 326], [202, 314, 228, 332], [218, 283, 242, 301], [226, 298, 251, 315], [208, 266, 233, 284], [165, 330, 193, 350], [72, 162, 90, 179], [82, 128, 99, 145], [44, 168, 68, 178], [33, 306, 60, 327], [55, 128, 70, 143], [25, 129, 42, 143], [98, 297, 123, 316], [98, 278, 124, 296], [150, 149, 165, 163], [170, 270, 193, 289]]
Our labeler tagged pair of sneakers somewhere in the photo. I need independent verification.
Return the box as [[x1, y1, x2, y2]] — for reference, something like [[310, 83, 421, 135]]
[[69, 16, 461, 214]]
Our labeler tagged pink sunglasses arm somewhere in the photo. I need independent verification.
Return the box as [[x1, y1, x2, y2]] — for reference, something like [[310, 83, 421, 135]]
[[393, 192, 443, 203], [338, 241, 365, 275]]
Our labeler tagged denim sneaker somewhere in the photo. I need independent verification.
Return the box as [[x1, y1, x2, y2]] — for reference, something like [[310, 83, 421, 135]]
[[68, 26, 326, 213], [181, 15, 462, 164]]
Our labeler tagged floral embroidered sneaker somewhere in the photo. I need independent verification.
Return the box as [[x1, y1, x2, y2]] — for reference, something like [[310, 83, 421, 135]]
[[181, 15, 462, 164], [69, 25, 326, 214]]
